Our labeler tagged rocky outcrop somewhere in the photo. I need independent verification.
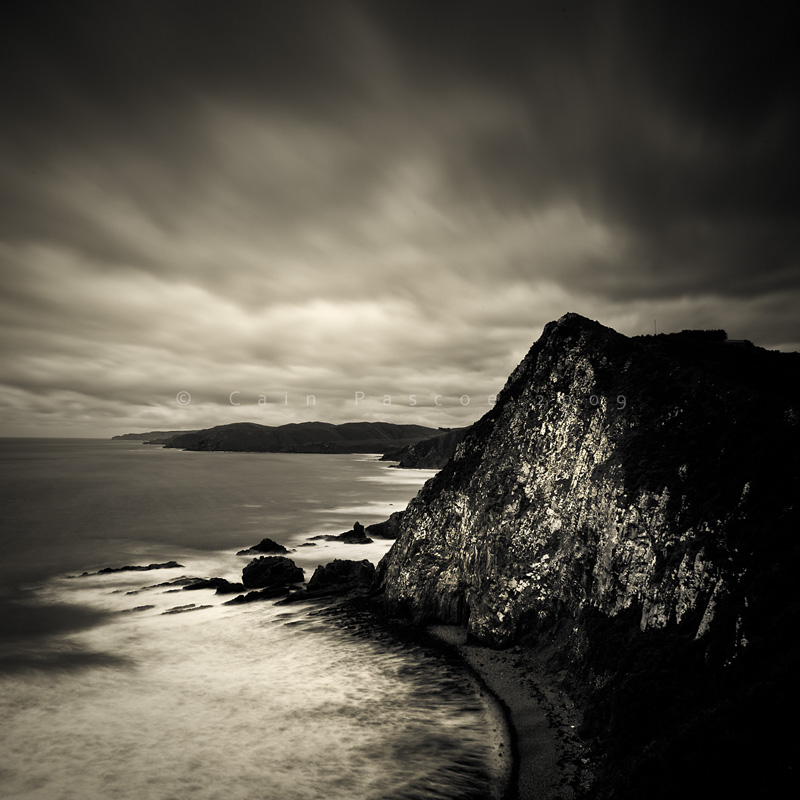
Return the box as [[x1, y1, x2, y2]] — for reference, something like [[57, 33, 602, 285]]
[[308, 521, 373, 544], [223, 586, 296, 605], [378, 313, 800, 799], [181, 577, 245, 594], [381, 427, 469, 469], [79, 561, 183, 576], [236, 537, 289, 555], [161, 603, 212, 615], [241, 556, 304, 589], [276, 559, 377, 605], [307, 559, 375, 591], [365, 511, 404, 539]]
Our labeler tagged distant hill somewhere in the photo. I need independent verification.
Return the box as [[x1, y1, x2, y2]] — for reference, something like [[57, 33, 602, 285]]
[[150, 421, 441, 454], [111, 430, 199, 441]]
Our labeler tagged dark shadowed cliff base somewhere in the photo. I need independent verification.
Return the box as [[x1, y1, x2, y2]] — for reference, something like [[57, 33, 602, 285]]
[[376, 314, 800, 799]]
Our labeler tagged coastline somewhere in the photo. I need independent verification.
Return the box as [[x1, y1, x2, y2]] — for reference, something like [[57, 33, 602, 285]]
[[426, 625, 594, 800], [315, 597, 513, 799], [328, 595, 594, 799]]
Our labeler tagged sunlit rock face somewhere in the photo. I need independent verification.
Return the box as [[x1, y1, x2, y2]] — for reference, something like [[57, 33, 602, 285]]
[[380, 313, 800, 654]]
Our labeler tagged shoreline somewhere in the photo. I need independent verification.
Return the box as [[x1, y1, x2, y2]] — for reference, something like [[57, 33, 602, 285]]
[[426, 624, 593, 800], [315, 597, 513, 799], [328, 596, 594, 799]]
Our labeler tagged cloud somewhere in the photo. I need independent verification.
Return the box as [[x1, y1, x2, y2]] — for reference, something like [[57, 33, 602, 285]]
[[0, 2, 797, 436]]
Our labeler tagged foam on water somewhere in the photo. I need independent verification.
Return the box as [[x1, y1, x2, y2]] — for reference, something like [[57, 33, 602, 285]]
[[1, 553, 506, 800], [0, 446, 508, 800]]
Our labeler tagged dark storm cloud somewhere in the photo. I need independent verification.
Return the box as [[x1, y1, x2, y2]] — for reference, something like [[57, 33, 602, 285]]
[[1, 1, 798, 435], [4, 1, 797, 295], [364, 1, 800, 298]]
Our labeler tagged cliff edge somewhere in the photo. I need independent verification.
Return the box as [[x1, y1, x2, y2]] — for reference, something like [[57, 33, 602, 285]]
[[378, 313, 800, 798]]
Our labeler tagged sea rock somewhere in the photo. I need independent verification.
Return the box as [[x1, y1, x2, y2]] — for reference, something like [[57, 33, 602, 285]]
[[308, 521, 373, 544], [83, 561, 184, 576], [213, 580, 246, 595], [182, 577, 240, 592], [222, 586, 294, 605], [125, 577, 202, 594], [161, 604, 212, 615], [338, 521, 372, 544], [307, 559, 376, 592], [120, 605, 155, 613], [236, 537, 289, 555], [241, 556, 304, 589], [365, 511, 404, 539]]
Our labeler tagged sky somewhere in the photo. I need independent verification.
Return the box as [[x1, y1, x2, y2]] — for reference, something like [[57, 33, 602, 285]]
[[1, 1, 798, 437]]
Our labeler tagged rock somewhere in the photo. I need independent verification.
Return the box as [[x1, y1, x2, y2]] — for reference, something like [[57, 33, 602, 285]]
[[89, 561, 184, 576], [152, 577, 204, 588], [307, 521, 373, 544], [365, 511, 405, 539], [125, 577, 204, 594], [236, 537, 289, 555], [377, 313, 800, 800], [241, 556, 304, 589], [182, 577, 238, 592], [307, 559, 376, 592], [276, 559, 378, 605], [380, 428, 468, 469], [161, 604, 212, 615], [381, 313, 800, 645], [213, 580, 246, 595], [222, 586, 294, 605], [337, 527, 373, 544]]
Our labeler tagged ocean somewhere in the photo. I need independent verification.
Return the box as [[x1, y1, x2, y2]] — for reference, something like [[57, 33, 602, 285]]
[[0, 439, 509, 800]]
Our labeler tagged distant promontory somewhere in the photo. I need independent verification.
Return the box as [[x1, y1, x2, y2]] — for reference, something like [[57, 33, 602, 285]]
[[113, 421, 443, 455], [111, 429, 200, 442]]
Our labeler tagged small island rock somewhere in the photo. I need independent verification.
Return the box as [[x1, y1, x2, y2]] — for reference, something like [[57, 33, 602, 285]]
[[307, 559, 376, 591], [241, 556, 304, 589], [236, 537, 289, 556]]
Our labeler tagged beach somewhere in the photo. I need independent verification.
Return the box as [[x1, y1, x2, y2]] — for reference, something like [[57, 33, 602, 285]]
[[332, 595, 594, 800], [428, 625, 594, 800]]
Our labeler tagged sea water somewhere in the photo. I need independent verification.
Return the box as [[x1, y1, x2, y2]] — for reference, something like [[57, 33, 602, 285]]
[[0, 440, 507, 800]]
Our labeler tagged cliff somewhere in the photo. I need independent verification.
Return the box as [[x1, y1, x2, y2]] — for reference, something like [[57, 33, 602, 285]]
[[378, 313, 800, 798], [381, 426, 470, 469]]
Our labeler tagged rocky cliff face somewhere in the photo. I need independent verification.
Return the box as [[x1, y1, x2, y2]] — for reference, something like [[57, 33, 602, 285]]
[[378, 313, 800, 797], [381, 427, 469, 469]]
